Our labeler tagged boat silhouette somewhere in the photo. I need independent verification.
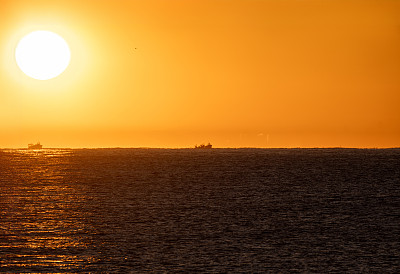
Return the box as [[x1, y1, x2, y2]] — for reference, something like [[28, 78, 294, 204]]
[[28, 142, 43, 149], [194, 143, 212, 149]]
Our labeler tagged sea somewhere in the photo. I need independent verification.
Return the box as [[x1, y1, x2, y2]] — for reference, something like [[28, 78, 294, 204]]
[[0, 148, 399, 272]]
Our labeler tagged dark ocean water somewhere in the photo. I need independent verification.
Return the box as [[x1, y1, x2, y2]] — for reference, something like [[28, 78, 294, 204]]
[[0, 148, 399, 272]]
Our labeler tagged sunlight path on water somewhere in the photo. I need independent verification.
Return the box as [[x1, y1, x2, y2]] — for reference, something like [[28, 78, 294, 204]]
[[0, 149, 98, 272]]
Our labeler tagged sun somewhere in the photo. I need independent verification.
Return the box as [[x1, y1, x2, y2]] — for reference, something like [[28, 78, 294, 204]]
[[15, 31, 71, 80]]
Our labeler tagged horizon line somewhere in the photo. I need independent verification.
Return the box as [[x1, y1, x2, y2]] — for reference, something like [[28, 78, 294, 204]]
[[1, 146, 399, 150]]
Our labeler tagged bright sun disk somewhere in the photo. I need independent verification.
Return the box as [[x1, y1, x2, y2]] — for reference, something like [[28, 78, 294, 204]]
[[15, 30, 71, 80]]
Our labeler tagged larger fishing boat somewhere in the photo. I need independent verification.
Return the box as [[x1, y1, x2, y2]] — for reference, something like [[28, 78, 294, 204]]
[[28, 142, 43, 149], [194, 143, 212, 149]]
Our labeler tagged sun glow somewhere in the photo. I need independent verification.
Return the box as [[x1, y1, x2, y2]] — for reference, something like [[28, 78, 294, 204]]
[[15, 31, 71, 80]]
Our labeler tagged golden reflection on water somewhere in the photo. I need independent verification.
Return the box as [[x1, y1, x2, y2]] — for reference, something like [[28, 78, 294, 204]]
[[0, 149, 97, 271]]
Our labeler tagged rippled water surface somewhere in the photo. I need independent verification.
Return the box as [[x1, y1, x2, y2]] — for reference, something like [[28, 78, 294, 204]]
[[1, 148, 399, 272]]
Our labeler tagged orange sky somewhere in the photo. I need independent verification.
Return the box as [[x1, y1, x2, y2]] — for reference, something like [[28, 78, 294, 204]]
[[1, 0, 399, 148]]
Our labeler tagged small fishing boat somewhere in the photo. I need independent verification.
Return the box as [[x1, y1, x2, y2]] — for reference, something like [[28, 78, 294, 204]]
[[28, 142, 43, 149]]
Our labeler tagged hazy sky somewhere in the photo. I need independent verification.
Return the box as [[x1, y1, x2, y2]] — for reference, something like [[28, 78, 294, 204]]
[[1, 0, 399, 148]]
